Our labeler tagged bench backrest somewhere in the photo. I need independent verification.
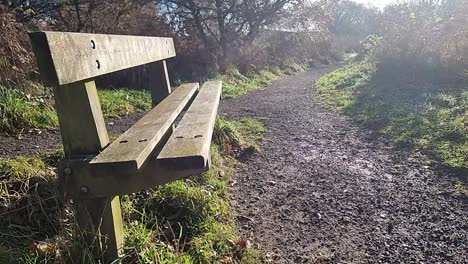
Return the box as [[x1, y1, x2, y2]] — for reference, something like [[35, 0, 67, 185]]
[[29, 31, 175, 86]]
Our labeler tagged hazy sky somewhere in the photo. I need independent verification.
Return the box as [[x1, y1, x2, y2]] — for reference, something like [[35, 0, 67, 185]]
[[352, 0, 400, 9]]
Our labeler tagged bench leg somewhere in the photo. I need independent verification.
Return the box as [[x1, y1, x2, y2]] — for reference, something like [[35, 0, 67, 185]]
[[54, 81, 124, 262], [76, 197, 124, 262]]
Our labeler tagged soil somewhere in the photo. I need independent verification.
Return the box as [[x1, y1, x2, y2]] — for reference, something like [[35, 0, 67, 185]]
[[0, 112, 145, 158], [220, 66, 468, 264]]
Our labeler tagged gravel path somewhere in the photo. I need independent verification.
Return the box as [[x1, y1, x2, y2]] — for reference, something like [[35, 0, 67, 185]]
[[220, 66, 468, 264]]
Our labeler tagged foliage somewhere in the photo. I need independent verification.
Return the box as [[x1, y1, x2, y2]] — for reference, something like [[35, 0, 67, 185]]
[[160, 0, 298, 67], [317, 63, 467, 169], [369, 0, 468, 83], [1, 0, 336, 89], [0, 6, 36, 87], [0, 85, 58, 133], [330, 0, 381, 52]]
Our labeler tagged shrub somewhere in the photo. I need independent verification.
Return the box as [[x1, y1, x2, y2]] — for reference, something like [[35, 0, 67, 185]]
[[0, 6, 37, 88]]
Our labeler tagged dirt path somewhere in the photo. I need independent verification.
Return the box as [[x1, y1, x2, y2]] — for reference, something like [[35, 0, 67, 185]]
[[220, 66, 468, 263]]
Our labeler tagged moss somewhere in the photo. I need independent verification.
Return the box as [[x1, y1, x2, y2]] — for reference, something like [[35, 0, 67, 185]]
[[455, 181, 468, 195], [214, 117, 266, 155]]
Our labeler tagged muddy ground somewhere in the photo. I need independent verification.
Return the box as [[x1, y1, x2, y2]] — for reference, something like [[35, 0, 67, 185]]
[[220, 66, 468, 263]]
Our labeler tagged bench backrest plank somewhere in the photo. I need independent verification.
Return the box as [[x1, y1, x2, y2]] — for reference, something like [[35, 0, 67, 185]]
[[29, 32, 176, 86]]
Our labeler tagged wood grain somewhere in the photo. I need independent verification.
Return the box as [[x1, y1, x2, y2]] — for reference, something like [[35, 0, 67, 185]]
[[29, 31, 175, 85], [157, 81, 222, 169], [89, 83, 199, 177]]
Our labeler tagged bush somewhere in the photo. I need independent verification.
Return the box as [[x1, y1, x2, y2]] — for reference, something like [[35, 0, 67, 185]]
[[369, 0, 468, 84], [0, 6, 37, 88]]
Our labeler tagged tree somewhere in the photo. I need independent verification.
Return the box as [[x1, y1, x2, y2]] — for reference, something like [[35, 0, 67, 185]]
[[157, 0, 297, 66]]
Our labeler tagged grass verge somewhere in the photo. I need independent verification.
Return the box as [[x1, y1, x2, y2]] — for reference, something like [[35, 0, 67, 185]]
[[0, 117, 266, 263], [316, 63, 467, 170], [0, 86, 152, 133], [1, 61, 299, 132], [98, 88, 151, 117], [220, 62, 307, 99], [0, 85, 58, 133]]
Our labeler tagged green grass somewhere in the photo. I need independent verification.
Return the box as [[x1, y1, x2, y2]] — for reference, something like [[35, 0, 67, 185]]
[[0, 118, 266, 264], [214, 117, 267, 155], [220, 62, 307, 99], [0, 86, 58, 133], [98, 88, 151, 117], [317, 63, 467, 169], [0, 86, 152, 133]]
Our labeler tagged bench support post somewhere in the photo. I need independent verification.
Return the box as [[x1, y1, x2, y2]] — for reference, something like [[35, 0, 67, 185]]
[[149, 60, 172, 106], [54, 81, 124, 262]]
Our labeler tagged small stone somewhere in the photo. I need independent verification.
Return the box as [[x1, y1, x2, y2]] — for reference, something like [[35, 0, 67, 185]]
[[229, 180, 237, 187], [385, 173, 393, 181], [218, 170, 225, 177], [267, 180, 277, 185]]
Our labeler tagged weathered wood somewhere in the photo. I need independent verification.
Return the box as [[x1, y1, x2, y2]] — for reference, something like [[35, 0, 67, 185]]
[[76, 196, 124, 260], [55, 81, 124, 261], [61, 157, 209, 198], [149, 60, 172, 106], [29, 32, 175, 86], [89, 83, 199, 178], [157, 81, 222, 169], [53, 81, 109, 156]]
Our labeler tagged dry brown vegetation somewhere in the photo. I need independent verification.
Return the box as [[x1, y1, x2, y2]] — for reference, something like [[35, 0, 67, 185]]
[[0, 6, 37, 88]]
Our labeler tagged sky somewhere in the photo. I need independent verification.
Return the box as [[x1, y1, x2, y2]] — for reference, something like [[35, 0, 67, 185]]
[[351, 0, 400, 9]]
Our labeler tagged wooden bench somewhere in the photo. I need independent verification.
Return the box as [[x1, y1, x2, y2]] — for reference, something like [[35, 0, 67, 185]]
[[29, 31, 222, 262]]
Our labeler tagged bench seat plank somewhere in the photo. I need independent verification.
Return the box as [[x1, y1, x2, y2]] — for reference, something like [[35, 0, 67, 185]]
[[157, 81, 222, 169], [90, 83, 199, 176]]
